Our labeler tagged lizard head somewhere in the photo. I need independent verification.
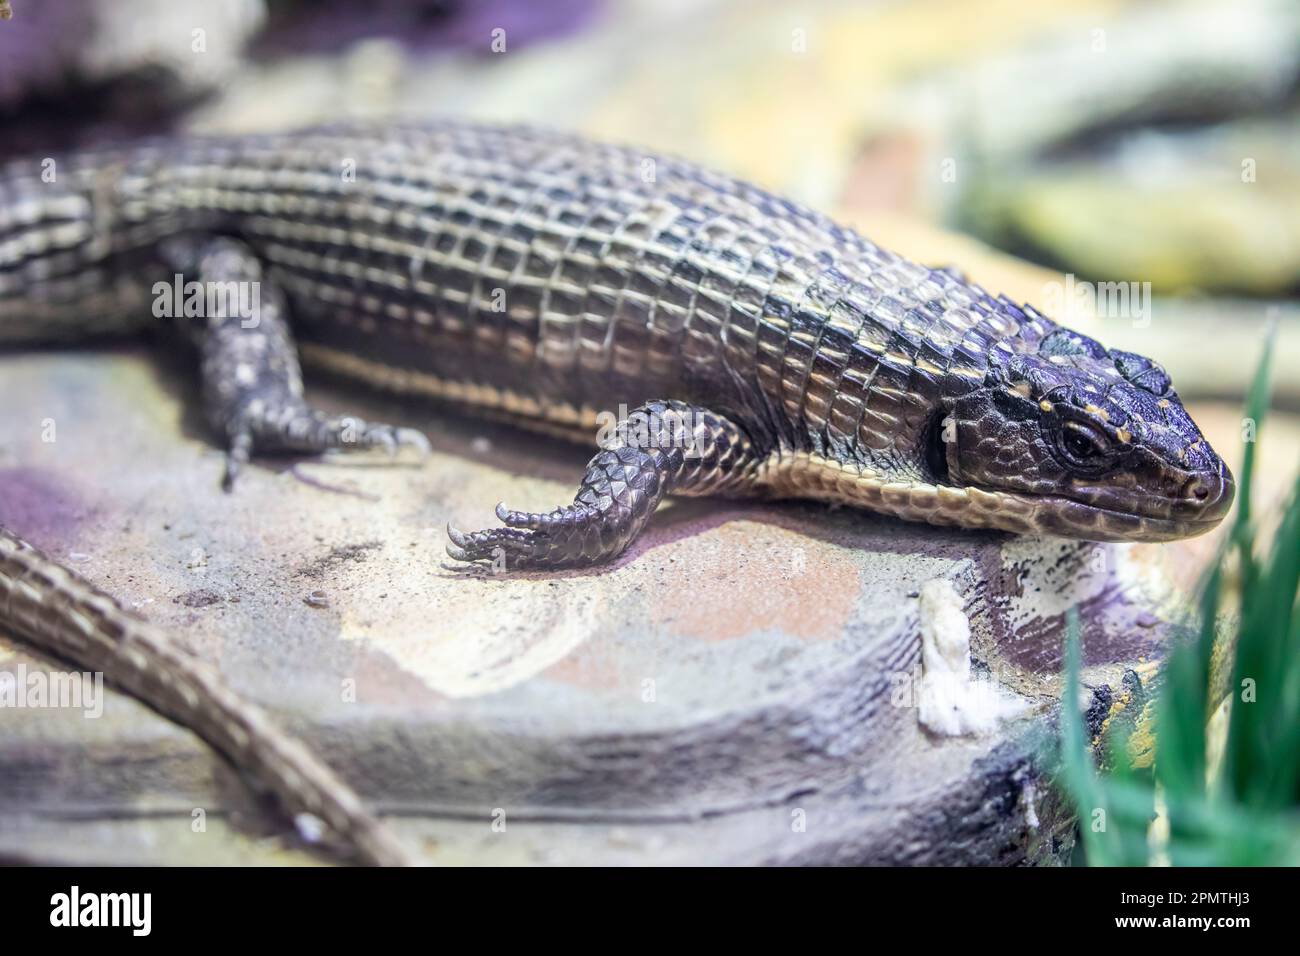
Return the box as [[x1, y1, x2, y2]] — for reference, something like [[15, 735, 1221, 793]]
[[936, 327, 1233, 541]]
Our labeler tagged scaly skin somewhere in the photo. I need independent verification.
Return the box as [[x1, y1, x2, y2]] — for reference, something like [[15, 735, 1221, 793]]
[[0, 122, 1233, 855], [0, 122, 1233, 553]]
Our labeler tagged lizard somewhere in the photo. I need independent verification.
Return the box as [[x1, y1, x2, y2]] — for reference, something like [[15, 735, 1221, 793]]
[[0, 121, 1233, 861]]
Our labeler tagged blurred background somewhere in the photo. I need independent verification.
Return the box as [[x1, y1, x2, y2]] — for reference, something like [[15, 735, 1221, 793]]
[[1, 0, 1296, 563]]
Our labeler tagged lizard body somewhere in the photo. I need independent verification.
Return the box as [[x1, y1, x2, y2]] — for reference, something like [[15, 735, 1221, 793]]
[[0, 122, 1233, 860]]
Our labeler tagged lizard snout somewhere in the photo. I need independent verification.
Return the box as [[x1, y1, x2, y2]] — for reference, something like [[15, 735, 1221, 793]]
[[1174, 465, 1234, 524]]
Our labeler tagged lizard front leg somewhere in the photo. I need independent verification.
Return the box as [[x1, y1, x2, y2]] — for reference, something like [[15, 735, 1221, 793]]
[[166, 237, 430, 488], [447, 401, 766, 569]]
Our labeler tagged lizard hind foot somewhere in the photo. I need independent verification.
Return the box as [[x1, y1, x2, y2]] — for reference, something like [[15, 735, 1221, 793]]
[[181, 235, 432, 490], [220, 407, 431, 490]]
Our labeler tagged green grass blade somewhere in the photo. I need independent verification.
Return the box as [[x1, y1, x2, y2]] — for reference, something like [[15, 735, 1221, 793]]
[[1057, 322, 1296, 866], [1224, 475, 1300, 808]]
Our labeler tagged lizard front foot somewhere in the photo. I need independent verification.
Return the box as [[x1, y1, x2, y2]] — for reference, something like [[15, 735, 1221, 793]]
[[446, 402, 765, 571]]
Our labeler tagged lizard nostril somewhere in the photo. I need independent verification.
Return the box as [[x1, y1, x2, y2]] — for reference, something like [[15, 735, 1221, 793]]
[[1173, 467, 1234, 523], [1178, 475, 1220, 508]]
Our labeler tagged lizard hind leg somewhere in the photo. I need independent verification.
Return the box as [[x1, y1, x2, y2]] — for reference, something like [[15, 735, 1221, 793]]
[[168, 237, 430, 489], [447, 401, 765, 570]]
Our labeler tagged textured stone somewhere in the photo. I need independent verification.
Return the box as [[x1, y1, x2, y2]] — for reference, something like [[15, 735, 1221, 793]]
[[0, 345, 1213, 865]]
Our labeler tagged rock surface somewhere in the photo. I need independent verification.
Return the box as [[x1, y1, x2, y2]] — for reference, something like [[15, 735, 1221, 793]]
[[0, 346, 1210, 865]]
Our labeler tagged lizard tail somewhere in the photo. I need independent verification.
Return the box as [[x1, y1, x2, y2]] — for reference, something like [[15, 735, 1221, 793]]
[[0, 527, 414, 866]]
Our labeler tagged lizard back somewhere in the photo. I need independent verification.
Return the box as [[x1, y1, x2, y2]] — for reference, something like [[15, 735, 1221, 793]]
[[1, 121, 1044, 470]]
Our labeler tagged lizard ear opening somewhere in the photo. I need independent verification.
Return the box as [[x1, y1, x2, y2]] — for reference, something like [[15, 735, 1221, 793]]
[[924, 411, 951, 483]]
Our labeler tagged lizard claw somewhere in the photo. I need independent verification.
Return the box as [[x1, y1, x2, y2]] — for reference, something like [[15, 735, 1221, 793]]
[[494, 501, 539, 528], [444, 523, 472, 563], [494, 501, 570, 531], [444, 518, 549, 567], [221, 429, 254, 492], [369, 429, 398, 454], [446, 522, 470, 549], [395, 427, 431, 458], [361, 424, 429, 463]]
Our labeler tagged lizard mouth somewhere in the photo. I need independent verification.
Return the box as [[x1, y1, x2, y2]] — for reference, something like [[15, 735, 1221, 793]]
[[1001, 489, 1232, 542], [1011, 462, 1235, 542], [760, 452, 1233, 543]]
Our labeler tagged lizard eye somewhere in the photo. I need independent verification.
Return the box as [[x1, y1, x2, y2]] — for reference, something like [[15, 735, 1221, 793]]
[[1056, 420, 1112, 469]]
